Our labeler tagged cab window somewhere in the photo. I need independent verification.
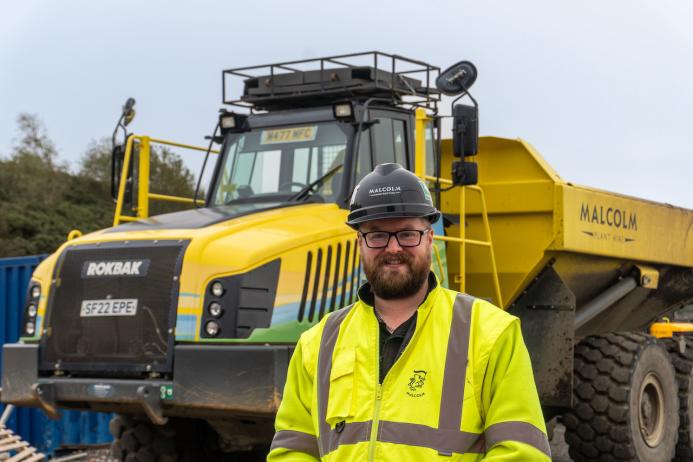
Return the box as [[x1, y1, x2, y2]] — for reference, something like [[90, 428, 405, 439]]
[[425, 120, 436, 177], [354, 130, 372, 184], [372, 118, 407, 167], [212, 122, 347, 205], [352, 113, 411, 197]]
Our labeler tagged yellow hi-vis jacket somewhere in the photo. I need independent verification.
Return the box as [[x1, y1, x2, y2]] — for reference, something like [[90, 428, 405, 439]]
[[268, 280, 551, 461]]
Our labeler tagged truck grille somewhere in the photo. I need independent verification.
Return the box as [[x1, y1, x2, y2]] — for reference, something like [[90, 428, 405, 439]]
[[39, 240, 188, 376]]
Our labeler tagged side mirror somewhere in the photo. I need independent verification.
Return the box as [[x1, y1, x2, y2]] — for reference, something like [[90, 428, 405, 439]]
[[452, 104, 478, 157], [451, 160, 478, 186], [436, 61, 478, 96], [122, 98, 136, 127]]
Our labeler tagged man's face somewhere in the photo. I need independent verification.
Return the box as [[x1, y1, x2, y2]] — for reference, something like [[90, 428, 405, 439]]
[[358, 217, 433, 300]]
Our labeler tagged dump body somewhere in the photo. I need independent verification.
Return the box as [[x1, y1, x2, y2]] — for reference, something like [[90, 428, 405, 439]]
[[437, 137, 693, 409], [441, 136, 693, 332]]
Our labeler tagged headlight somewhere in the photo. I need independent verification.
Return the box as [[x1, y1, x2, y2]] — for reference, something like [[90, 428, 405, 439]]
[[210, 281, 224, 298], [208, 302, 223, 317], [25, 321, 35, 336], [30, 285, 41, 299], [205, 321, 220, 337], [27, 304, 37, 317]]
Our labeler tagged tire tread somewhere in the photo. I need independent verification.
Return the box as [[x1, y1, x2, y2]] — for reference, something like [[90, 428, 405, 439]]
[[565, 332, 678, 461], [110, 414, 179, 462], [663, 336, 693, 461]]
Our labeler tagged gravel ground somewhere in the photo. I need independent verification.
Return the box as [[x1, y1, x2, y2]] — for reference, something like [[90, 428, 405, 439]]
[[52, 448, 110, 461]]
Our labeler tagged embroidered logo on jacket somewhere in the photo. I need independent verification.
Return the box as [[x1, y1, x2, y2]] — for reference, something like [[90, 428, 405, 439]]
[[406, 370, 427, 397]]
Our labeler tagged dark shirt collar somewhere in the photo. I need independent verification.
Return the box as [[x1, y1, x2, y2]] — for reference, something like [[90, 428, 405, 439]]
[[357, 271, 438, 308], [374, 307, 417, 336]]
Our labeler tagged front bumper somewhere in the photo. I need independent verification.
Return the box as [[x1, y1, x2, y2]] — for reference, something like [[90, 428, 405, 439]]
[[2, 343, 292, 423]]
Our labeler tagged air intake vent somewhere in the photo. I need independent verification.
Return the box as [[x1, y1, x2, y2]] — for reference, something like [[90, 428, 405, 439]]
[[297, 239, 360, 322]]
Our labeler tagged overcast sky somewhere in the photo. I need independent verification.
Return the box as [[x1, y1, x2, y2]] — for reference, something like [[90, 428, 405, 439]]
[[1, 0, 692, 208]]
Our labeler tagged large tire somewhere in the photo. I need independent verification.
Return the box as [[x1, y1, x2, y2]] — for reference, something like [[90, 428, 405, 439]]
[[110, 414, 178, 462], [663, 336, 693, 461], [110, 415, 268, 462], [564, 332, 679, 462]]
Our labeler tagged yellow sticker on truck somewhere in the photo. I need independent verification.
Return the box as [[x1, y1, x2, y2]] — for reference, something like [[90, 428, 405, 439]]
[[261, 126, 317, 144]]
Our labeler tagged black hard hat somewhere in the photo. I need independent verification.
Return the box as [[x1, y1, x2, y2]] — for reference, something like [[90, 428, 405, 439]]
[[346, 163, 441, 229]]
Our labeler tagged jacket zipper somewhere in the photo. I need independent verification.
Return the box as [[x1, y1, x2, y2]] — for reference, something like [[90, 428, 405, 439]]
[[367, 310, 421, 461], [369, 311, 382, 462], [368, 383, 383, 462]]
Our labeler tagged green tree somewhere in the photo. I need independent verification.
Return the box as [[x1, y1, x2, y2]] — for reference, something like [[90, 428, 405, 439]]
[[0, 114, 77, 256], [0, 115, 201, 258], [0, 114, 68, 205]]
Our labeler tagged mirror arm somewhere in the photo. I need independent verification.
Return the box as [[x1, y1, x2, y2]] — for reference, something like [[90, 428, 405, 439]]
[[193, 121, 221, 208], [343, 97, 388, 207], [434, 115, 443, 206]]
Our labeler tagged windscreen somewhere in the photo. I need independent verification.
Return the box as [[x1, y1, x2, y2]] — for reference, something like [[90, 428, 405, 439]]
[[211, 123, 348, 206]]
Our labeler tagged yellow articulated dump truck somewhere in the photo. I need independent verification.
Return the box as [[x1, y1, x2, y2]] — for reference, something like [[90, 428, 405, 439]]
[[2, 52, 692, 461]]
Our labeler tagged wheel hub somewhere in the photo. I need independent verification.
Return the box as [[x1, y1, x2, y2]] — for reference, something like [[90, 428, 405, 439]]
[[638, 372, 665, 448]]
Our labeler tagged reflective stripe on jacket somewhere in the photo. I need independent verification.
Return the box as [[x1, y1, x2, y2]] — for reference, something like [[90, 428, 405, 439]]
[[268, 282, 550, 461]]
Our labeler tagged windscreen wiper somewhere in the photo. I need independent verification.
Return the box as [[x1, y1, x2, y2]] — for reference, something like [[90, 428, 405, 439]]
[[289, 164, 343, 202]]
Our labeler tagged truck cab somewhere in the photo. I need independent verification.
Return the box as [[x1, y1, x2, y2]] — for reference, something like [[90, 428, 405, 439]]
[[208, 104, 414, 211]]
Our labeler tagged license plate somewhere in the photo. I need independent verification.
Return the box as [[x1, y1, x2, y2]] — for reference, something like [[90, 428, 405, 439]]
[[260, 126, 317, 144], [80, 299, 138, 317]]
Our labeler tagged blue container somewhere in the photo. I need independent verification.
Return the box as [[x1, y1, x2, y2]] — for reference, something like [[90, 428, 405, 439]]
[[0, 255, 113, 454]]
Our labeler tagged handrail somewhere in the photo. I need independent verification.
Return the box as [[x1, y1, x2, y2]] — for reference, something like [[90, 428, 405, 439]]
[[149, 193, 205, 205], [113, 135, 136, 226], [113, 135, 219, 226], [423, 174, 504, 307], [148, 137, 220, 153]]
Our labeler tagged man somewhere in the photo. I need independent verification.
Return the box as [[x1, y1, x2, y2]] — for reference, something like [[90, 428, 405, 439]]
[[268, 163, 550, 461]]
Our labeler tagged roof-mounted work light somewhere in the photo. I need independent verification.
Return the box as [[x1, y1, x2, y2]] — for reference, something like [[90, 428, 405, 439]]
[[218, 110, 248, 134], [333, 102, 353, 119]]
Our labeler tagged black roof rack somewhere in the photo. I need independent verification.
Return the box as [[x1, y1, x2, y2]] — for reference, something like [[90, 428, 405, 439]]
[[222, 51, 440, 112]]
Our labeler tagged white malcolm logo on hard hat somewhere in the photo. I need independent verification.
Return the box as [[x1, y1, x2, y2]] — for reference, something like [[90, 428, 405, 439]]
[[82, 260, 150, 277], [369, 185, 402, 196]]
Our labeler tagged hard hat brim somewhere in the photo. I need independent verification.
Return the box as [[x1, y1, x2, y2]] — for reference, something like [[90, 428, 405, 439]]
[[346, 203, 441, 229]]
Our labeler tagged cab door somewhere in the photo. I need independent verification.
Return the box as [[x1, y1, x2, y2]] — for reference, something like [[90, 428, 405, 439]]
[[353, 109, 414, 184]]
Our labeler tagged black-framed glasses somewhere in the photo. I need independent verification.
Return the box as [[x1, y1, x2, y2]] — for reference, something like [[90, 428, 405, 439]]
[[359, 229, 430, 249]]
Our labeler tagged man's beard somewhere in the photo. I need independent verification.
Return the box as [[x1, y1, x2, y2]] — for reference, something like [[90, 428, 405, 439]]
[[363, 250, 430, 300]]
